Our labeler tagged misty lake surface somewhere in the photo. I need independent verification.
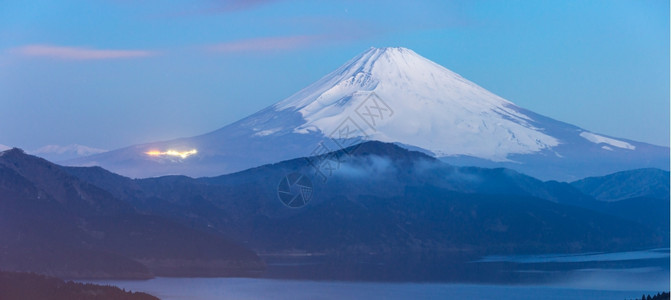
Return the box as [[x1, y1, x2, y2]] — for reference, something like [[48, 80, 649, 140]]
[[86, 249, 669, 300]]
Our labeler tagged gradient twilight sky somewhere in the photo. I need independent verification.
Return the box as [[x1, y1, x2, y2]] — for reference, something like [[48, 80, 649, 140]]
[[0, 0, 668, 151]]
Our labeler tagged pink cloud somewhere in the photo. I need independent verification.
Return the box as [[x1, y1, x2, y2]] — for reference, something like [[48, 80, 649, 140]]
[[160, 0, 284, 18], [213, 0, 281, 12], [12, 45, 156, 60], [206, 35, 324, 53]]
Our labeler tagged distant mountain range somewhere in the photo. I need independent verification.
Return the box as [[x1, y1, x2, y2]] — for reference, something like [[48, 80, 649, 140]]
[[571, 168, 670, 201], [64, 142, 668, 256], [2, 143, 667, 280], [0, 143, 107, 162], [30, 144, 108, 162], [66, 47, 668, 181]]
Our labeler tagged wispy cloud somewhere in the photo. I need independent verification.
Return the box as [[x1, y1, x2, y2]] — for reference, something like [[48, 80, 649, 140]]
[[212, 0, 282, 13], [11, 45, 156, 60], [159, 0, 285, 17], [206, 35, 323, 53]]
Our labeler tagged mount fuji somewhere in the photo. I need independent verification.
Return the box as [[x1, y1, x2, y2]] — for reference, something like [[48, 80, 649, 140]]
[[66, 47, 668, 180]]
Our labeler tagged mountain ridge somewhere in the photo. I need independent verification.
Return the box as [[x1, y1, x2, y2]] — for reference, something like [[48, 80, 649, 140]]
[[571, 168, 670, 201], [63, 141, 667, 258], [0, 148, 265, 279]]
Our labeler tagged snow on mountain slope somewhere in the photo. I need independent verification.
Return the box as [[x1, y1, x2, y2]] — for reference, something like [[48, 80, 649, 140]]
[[275, 47, 559, 160], [579, 132, 635, 150], [65, 47, 669, 180]]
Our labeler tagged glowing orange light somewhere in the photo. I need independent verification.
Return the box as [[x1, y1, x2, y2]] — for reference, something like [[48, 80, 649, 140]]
[[145, 149, 198, 159]]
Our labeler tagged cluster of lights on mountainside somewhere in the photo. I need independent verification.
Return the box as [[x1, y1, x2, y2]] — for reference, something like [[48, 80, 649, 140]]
[[145, 149, 198, 159]]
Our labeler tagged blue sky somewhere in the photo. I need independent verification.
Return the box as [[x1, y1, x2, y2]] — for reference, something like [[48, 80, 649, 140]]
[[0, 0, 668, 150]]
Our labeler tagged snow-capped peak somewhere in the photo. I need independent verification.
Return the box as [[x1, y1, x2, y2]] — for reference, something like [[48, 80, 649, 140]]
[[64, 46, 668, 180], [273, 46, 558, 160]]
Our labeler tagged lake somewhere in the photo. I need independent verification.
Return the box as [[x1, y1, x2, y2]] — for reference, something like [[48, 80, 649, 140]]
[[85, 248, 669, 299]]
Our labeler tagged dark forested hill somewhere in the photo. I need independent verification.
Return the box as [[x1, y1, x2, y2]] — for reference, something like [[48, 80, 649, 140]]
[[64, 142, 667, 258], [0, 271, 158, 300], [0, 148, 264, 279]]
